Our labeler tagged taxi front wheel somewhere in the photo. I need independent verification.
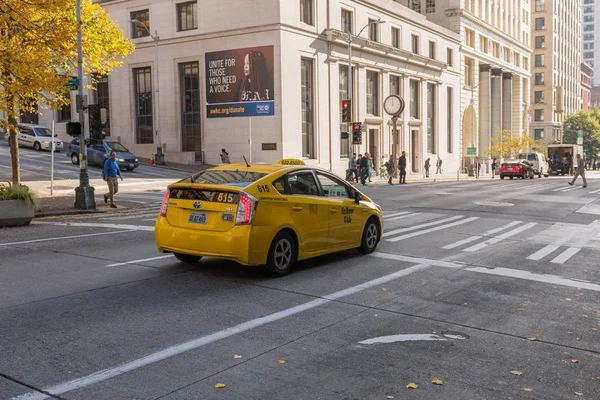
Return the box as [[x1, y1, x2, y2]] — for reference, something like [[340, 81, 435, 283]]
[[359, 218, 380, 254], [266, 231, 296, 277], [174, 252, 202, 263]]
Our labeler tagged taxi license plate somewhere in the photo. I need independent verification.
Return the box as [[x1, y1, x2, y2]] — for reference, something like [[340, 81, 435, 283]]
[[188, 211, 207, 224]]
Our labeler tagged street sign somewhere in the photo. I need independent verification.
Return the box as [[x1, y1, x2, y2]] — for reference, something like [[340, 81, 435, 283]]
[[577, 137, 583, 145], [59, 74, 79, 90], [467, 147, 477, 155]]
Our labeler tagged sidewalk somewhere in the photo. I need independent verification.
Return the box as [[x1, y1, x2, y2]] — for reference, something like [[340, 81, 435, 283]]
[[137, 157, 212, 174]]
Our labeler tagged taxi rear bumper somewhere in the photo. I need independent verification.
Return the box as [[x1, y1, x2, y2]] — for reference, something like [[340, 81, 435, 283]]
[[154, 216, 275, 266]]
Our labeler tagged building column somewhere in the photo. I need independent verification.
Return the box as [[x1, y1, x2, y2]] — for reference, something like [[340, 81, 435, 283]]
[[502, 72, 512, 133], [490, 67, 503, 153], [478, 64, 491, 157]]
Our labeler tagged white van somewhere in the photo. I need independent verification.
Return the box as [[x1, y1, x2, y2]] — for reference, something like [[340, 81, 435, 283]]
[[517, 153, 549, 177]]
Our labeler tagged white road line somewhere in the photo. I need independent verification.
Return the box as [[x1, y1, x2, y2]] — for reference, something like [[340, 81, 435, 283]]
[[382, 215, 462, 238], [369, 251, 464, 269], [563, 186, 582, 192], [106, 255, 174, 268], [465, 266, 600, 292], [526, 244, 561, 261], [442, 221, 522, 249], [552, 186, 573, 192], [0, 230, 136, 247], [32, 221, 155, 232], [386, 217, 479, 243], [383, 211, 411, 218], [385, 212, 422, 222], [100, 212, 160, 221], [550, 247, 581, 264], [11, 263, 432, 400], [462, 222, 537, 252], [590, 188, 600, 194]]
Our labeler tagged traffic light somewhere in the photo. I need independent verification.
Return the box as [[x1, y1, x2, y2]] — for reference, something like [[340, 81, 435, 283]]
[[341, 99, 351, 123], [352, 122, 362, 144], [88, 104, 103, 143], [66, 121, 81, 137]]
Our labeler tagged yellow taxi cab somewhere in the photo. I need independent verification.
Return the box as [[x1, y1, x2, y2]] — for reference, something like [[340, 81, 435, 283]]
[[155, 159, 383, 276]]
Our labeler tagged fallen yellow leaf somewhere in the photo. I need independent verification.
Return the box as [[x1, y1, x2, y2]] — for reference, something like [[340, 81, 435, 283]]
[[406, 383, 418, 389], [517, 308, 525, 312], [215, 383, 225, 389], [510, 370, 523, 376], [233, 354, 242, 359], [572, 360, 579, 363], [535, 333, 541, 337], [431, 377, 443, 385], [278, 359, 285, 364], [523, 388, 533, 392]]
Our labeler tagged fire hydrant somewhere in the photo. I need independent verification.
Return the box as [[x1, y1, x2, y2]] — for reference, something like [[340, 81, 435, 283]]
[[149, 155, 155, 165]]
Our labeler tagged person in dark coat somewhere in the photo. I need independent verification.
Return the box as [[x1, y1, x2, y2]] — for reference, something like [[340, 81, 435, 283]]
[[398, 151, 407, 184], [359, 153, 369, 185], [424, 157, 431, 178]]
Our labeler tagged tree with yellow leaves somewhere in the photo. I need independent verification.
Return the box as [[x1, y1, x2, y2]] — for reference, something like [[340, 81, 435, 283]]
[[1, 0, 134, 184], [485, 129, 534, 159]]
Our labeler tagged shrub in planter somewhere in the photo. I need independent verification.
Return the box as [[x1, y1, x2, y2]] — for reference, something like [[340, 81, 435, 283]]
[[0, 183, 39, 227]]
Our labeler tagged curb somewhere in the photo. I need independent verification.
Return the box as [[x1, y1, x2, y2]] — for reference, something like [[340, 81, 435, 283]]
[[35, 209, 105, 218], [137, 159, 210, 174]]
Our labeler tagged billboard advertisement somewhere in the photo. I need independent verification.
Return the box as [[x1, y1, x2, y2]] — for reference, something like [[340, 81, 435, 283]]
[[205, 45, 275, 118]]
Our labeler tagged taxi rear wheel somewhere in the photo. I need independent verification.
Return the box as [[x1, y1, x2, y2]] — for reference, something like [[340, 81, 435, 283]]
[[174, 252, 202, 264], [359, 218, 380, 254], [266, 231, 296, 277]]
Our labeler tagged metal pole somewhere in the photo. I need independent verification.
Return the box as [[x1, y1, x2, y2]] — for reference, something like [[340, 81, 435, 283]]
[[249, 117, 252, 162], [51, 119, 55, 196], [154, 31, 164, 165], [74, 0, 95, 209], [348, 35, 352, 157]]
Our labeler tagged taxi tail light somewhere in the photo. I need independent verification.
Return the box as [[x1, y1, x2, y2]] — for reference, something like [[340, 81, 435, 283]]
[[159, 190, 170, 217], [236, 191, 258, 225]]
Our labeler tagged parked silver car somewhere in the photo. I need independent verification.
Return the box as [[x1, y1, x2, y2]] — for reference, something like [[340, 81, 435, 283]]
[[5, 123, 64, 152]]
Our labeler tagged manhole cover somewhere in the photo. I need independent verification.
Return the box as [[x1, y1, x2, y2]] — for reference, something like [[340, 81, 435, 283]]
[[474, 201, 514, 207], [48, 186, 72, 190]]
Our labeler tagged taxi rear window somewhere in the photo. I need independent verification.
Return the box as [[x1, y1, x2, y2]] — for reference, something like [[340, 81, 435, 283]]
[[170, 188, 239, 204], [189, 170, 267, 187]]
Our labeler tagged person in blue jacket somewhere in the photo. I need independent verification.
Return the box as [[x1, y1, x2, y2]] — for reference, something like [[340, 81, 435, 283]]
[[103, 151, 123, 208]]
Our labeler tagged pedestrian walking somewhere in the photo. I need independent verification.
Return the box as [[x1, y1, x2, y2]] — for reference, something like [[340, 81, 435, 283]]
[[436, 157, 442, 174], [398, 151, 407, 184], [568, 154, 587, 188], [366, 153, 374, 183], [386, 154, 396, 185], [103, 151, 123, 208], [491, 158, 498, 178], [424, 157, 431, 178], [346, 153, 359, 183], [357, 154, 363, 182], [359, 153, 369, 185], [220, 148, 231, 164]]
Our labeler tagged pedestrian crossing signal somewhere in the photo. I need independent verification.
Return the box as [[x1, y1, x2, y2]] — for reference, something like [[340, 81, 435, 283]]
[[352, 122, 362, 144], [342, 100, 352, 122]]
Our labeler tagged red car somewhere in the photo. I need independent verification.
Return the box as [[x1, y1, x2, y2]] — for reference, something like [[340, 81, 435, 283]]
[[500, 160, 535, 179]]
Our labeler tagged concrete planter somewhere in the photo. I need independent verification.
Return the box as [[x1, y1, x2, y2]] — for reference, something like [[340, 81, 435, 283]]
[[0, 199, 34, 227]]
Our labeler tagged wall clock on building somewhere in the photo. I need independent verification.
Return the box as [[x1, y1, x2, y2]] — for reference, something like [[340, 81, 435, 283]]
[[384, 94, 405, 116]]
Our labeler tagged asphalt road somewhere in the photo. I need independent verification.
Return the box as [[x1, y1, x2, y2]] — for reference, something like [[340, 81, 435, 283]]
[[1, 176, 600, 400]]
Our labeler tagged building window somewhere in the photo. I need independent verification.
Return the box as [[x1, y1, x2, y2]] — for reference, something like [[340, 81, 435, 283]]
[[465, 28, 475, 48], [584, 6, 594, 13], [535, 36, 545, 49], [133, 67, 153, 144], [534, 54, 545, 67], [535, 0, 545, 12], [392, 27, 401, 49], [534, 91, 544, 104], [409, 80, 420, 119], [301, 58, 315, 158], [300, 0, 313, 26], [534, 128, 544, 139], [339, 65, 350, 157], [131, 9, 150, 38], [584, 15, 594, 23], [523, 57, 529, 70], [584, 52, 595, 59], [447, 48, 453, 67], [534, 109, 544, 122], [177, 1, 197, 31], [427, 83, 436, 154], [584, 0, 594, 4], [390, 75, 401, 96], [584, 43, 594, 50], [447, 87, 452, 153], [368, 19, 378, 41], [411, 34, 419, 54], [535, 17, 545, 30], [426, 0, 435, 13], [411, 0, 421, 13], [584, 34, 595, 41], [93, 75, 110, 136], [534, 73, 544, 85], [465, 57, 474, 86], [429, 41, 436, 59], [58, 93, 71, 122], [585, 24, 595, 32], [179, 62, 201, 156], [341, 9, 353, 34], [366, 71, 379, 116]]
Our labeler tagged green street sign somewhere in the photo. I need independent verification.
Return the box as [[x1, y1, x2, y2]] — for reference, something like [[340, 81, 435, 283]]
[[467, 147, 477, 155], [577, 129, 583, 138], [58, 74, 78, 91]]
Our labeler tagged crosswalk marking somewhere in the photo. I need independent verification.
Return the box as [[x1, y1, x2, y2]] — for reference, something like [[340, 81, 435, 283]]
[[386, 217, 479, 243], [383, 211, 411, 218], [526, 244, 561, 261], [550, 247, 581, 264], [462, 222, 537, 252], [443, 221, 522, 250], [589, 188, 600, 194], [563, 186, 582, 192], [385, 212, 422, 222], [382, 215, 464, 238]]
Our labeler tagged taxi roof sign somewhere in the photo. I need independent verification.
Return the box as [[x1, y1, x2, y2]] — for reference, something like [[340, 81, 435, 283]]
[[278, 158, 305, 165]]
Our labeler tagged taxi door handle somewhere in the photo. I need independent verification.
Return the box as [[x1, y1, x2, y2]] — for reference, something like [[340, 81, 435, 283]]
[[292, 206, 303, 212], [329, 208, 338, 214]]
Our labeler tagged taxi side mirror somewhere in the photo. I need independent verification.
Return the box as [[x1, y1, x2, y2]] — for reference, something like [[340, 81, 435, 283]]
[[354, 191, 361, 204]]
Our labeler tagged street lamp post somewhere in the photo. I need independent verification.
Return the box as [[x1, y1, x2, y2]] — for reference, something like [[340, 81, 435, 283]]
[[131, 19, 164, 165], [346, 19, 385, 156], [74, 0, 96, 210]]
